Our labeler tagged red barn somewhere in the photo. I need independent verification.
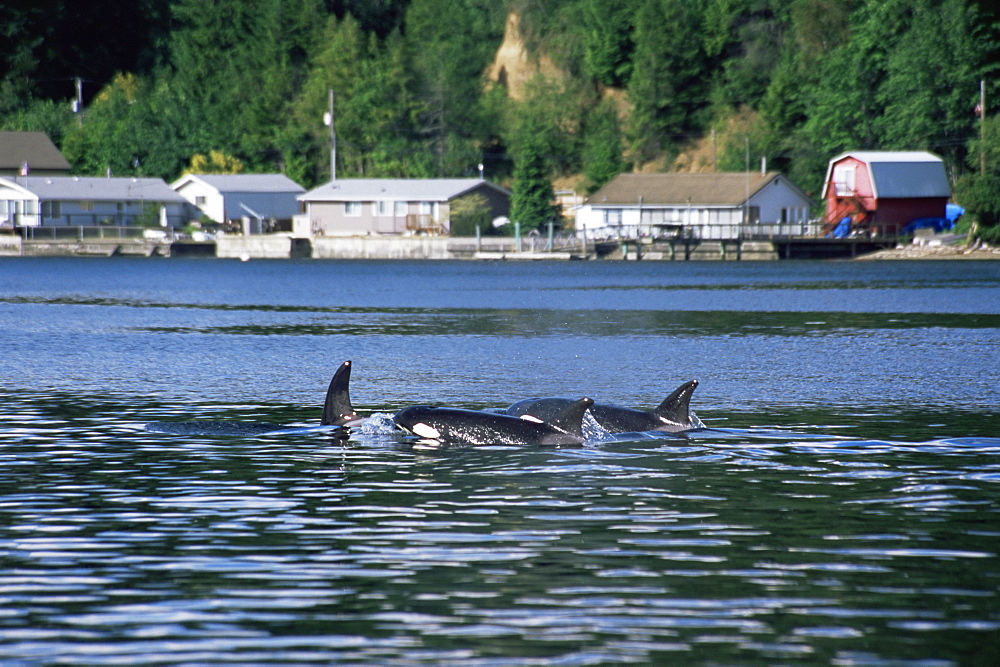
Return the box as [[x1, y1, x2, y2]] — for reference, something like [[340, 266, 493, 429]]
[[822, 151, 950, 236]]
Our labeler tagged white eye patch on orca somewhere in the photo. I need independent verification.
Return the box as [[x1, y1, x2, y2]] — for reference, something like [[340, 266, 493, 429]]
[[411, 422, 441, 439]]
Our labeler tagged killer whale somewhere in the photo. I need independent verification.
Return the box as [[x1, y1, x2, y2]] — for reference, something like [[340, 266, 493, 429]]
[[147, 360, 360, 436], [393, 397, 594, 446], [506, 379, 700, 434]]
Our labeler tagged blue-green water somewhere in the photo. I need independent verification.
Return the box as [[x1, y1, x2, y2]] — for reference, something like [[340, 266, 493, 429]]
[[0, 257, 998, 665]]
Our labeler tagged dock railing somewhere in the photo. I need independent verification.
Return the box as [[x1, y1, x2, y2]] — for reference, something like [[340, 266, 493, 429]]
[[17, 225, 176, 241], [589, 221, 902, 244]]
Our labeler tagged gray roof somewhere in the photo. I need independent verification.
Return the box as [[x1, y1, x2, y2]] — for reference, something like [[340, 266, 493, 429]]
[[868, 161, 950, 198], [0, 131, 71, 172], [826, 151, 951, 199], [7, 176, 185, 202], [300, 178, 509, 202], [586, 172, 803, 207], [173, 173, 305, 193]]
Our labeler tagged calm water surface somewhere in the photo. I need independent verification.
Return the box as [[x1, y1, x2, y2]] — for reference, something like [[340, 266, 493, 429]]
[[0, 257, 998, 665]]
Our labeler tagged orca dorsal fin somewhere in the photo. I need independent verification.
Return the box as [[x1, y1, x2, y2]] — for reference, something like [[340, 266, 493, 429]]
[[653, 379, 698, 426], [321, 360, 359, 425], [548, 397, 594, 437]]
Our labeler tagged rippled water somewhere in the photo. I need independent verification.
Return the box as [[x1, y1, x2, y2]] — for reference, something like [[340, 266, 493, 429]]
[[0, 257, 998, 665]]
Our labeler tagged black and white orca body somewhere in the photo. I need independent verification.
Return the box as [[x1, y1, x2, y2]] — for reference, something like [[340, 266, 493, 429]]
[[393, 397, 593, 446], [506, 379, 700, 434]]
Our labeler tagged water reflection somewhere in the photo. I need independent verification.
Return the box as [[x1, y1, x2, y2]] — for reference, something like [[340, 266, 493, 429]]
[[1, 391, 998, 664]]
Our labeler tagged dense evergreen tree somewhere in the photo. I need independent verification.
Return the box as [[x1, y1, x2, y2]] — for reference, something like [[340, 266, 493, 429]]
[[405, 0, 505, 176], [0, 0, 170, 109], [877, 0, 987, 162], [61, 74, 191, 178], [954, 115, 1000, 243], [509, 107, 560, 231], [627, 0, 707, 163], [582, 99, 627, 193], [581, 0, 634, 87]]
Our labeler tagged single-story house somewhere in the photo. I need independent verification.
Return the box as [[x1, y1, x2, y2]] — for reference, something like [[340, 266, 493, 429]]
[[171, 173, 305, 225], [576, 171, 814, 240], [0, 175, 187, 229], [299, 178, 511, 236], [0, 131, 72, 177], [823, 151, 951, 235]]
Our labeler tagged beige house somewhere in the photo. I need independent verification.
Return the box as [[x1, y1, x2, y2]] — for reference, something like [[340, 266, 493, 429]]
[[299, 179, 510, 236], [576, 172, 814, 240]]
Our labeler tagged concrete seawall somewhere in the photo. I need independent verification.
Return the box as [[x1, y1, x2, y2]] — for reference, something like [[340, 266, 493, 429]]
[[216, 235, 311, 259], [311, 236, 452, 260], [2, 232, 790, 261]]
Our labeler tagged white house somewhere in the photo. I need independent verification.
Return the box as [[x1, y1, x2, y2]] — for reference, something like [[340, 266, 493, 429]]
[[171, 173, 305, 225], [576, 172, 814, 240], [0, 175, 187, 229], [299, 178, 511, 236]]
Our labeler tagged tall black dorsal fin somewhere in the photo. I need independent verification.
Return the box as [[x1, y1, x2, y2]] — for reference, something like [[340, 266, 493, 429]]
[[548, 397, 594, 437], [653, 379, 698, 426], [321, 360, 359, 425]]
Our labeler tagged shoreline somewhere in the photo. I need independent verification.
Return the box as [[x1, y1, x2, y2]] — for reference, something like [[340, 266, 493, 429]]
[[856, 242, 1000, 260]]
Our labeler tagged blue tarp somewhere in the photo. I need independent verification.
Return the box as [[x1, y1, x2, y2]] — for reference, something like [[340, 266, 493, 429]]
[[946, 203, 965, 222], [903, 217, 955, 234], [830, 216, 851, 238]]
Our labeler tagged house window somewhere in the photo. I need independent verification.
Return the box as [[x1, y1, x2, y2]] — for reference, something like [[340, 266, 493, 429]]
[[195, 196, 206, 206], [375, 200, 391, 216], [344, 201, 361, 216], [833, 164, 855, 196], [80, 200, 94, 211], [746, 206, 760, 224], [23, 199, 36, 215], [418, 201, 436, 218], [604, 209, 622, 226], [394, 201, 407, 216], [41, 201, 61, 218]]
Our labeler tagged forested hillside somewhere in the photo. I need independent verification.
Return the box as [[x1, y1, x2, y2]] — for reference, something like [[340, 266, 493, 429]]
[[3, 0, 999, 232]]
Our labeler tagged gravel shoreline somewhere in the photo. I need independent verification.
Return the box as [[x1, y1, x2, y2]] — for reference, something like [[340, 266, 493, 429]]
[[856, 241, 1000, 260]]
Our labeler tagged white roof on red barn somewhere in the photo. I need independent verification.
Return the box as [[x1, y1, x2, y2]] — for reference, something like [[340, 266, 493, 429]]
[[826, 151, 951, 199]]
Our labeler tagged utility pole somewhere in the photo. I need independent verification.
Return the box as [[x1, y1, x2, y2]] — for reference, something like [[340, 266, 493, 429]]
[[980, 79, 986, 175], [73, 77, 83, 125], [743, 135, 749, 237], [325, 89, 336, 181]]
